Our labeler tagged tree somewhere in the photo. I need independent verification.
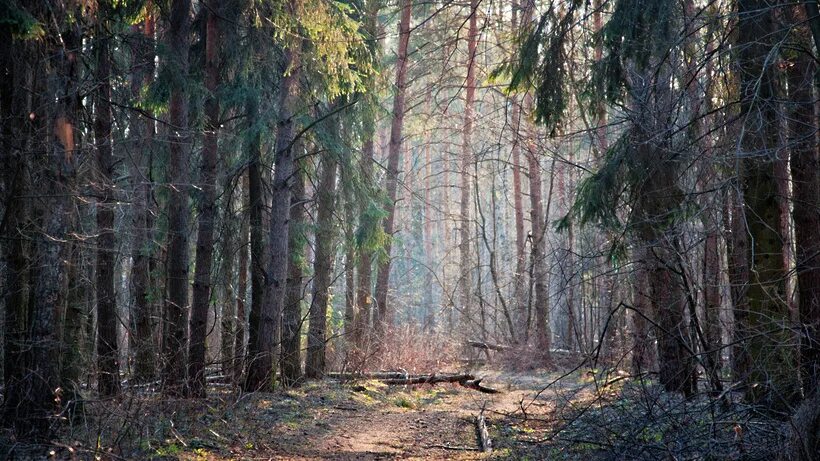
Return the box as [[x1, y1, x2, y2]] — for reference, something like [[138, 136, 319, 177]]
[[94, 1, 121, 398], [736, 0, 799, 410], [373, 0, 412, 341], [306, 115, 341, 378], [162, 0, 193, 396], [188, 0, 223, 398]]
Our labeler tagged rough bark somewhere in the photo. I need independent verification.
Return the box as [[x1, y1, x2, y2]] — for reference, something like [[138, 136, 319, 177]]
[[306, 142, 340, 379], [163, 0, 193, 396], [234, 171, 250, 382], [373, 0, 412, 341], [128, 11, 157, 384], [94, 11, 120, 397], [281, 159, 306, 385], [458, 0, 479, 329], [188, 0, 221, 398], [247, 14, 302, 390], [244, 94, 267, 389], [786, 5, 820, 392], [736, 0, 799, 410]]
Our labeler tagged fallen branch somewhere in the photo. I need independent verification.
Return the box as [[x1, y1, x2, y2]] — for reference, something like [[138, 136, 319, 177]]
[[462, 378, 501, 394], [380, 373, 475, 386], [467, 340, 510, 352], [328, 371, 501, 394], [476, 411, 492, 452]]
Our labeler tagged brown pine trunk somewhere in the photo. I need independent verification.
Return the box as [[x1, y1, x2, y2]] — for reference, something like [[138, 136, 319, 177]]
[[234, 171, 250, 382], [163, 0, 193, 396], [1, 33, 32, 428], [94, 12, 121, 397], [458, 0, 479, 330], [244, 93, 267, 389], [282, 159, 306, 385], [373, 0, 412, 340], [129, 10, 157, 384], [306, 150, 340, 378], [188, 0, 221, 398], [786, 5, 820, 391], [509, 1, 527, 338], [247, 14, 302, 390], [737, 0, 799, 410]]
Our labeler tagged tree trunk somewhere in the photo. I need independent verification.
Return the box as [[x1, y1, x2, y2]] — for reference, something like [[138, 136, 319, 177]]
[[737, 0, 799, 410], [247, 13, 302, 390], [244, 93, 267, 389], [128, 11, 157, 384], [458, 0, 479, 330], [94, 12, 121, 397], [163, 0, 193, 396], [234, 171, 251, 382], [373, 0, 412, 341], [1, 33, 31, 428], [306, 136, 341, 379], [786, 5, 820, 392], [281, 158, 306, 385], [188, 0, 221, 398]]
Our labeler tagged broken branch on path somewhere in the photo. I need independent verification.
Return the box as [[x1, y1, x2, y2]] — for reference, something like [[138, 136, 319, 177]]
[[467, 340, 511, 352], [476, 411, 492, 452], [328, 371, 501, 394]]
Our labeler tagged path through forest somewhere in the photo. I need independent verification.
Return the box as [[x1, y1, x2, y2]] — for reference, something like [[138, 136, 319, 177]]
[[44, 368, 580, 460], [225, 369, 571, 460]]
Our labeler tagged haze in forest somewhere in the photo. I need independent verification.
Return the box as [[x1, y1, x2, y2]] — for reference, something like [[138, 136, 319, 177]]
[[1, 0, 820, 459]]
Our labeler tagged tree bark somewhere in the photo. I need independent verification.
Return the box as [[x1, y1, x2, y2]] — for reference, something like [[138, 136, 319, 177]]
[[128, 10, 157, 384], [306, 135, 341, 378], [94, 10, 121, 397], [234, 171, 250, 382], [281, 158, 306, 385], [188, 0, 221, 398], [163, 0, 193, 396], [373, 0, 412, 341], [736, 0, 799, 410], [786, 5, 820, 391], [458, 0, 479, 330], [247, 12, 302, 390]]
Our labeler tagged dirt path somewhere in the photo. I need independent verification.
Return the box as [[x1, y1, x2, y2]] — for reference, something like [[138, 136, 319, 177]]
[[251, 369, 572, 460], [29, 368, 578, 460]]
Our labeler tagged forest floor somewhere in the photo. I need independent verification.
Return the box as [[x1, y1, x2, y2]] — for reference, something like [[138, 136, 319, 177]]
[[3, 363, 788, 460], [2, 366, 593, 460]]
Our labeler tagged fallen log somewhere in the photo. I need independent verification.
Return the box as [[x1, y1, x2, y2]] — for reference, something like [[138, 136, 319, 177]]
[[476, 411, 492, 452], [462, 378, 501, 394], [467, 340, 510, 352], [328, 371, 502, 394], [380, 373, 475, 386], [327, 371, 412, 381]]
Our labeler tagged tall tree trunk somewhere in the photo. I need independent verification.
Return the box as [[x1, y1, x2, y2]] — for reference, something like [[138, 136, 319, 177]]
[[458, 0, 479, 330], [94, 11, 121, 397], [163, 0, 193, 396], [234, 171, 250, 382], [1, 32, 32, 429], [129, 10, 157, 384], [373, 0, 412, 341], [786, 5, 820, 392], [244, 93, 267, 389], [306, 132, 341, 378], [247, 13, 302, 390], [188, 0, 221, 398], [509, 0, 527, 342], [350, 0, 381, 364], [523, 99, 551, 354], [736, 0, 799, 410], [281, 159, 306, 385], [631, 62, 695, 397]]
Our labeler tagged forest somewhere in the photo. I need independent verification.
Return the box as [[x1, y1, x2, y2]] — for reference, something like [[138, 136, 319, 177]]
[[2, 0, 820, 458]]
